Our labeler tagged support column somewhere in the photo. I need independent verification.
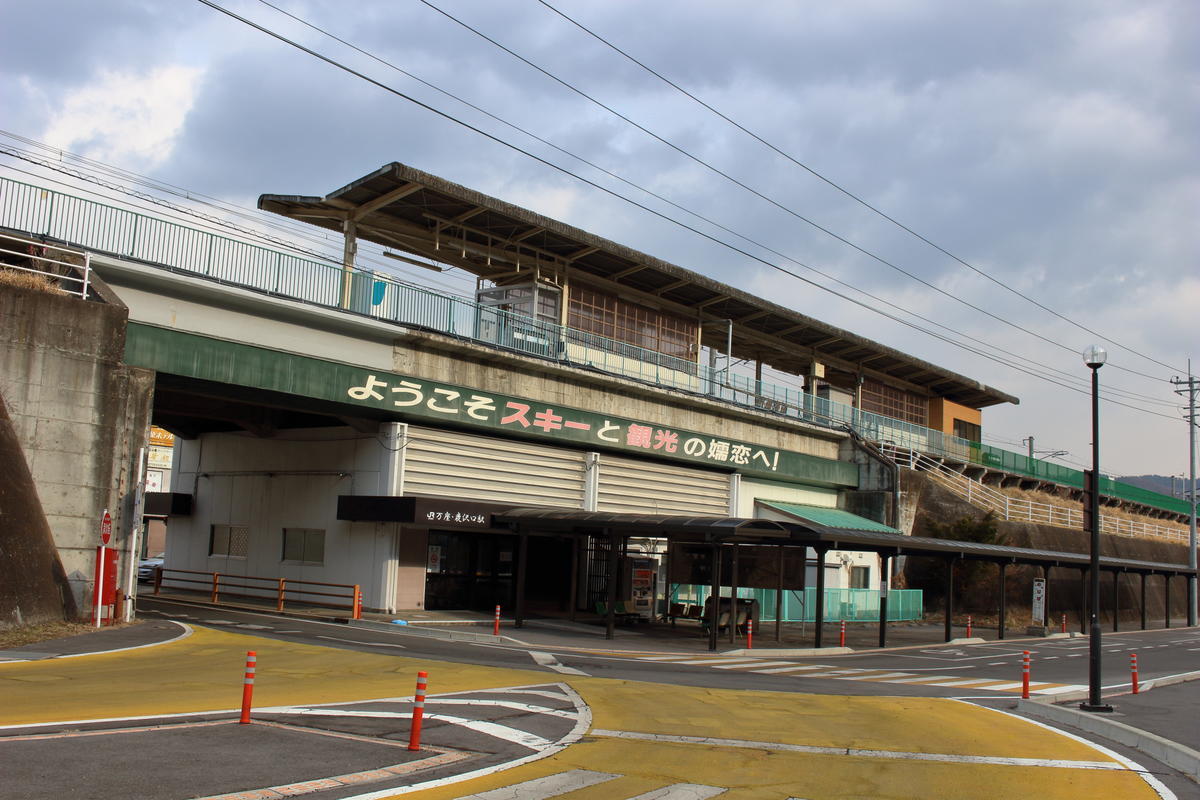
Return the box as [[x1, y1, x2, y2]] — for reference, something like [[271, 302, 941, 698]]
[[814, 548, 827, 649], [878, 553, 891, 648], [605, 530, 618, 640], [944, 556, 955, 643], [515, 532, 529, 628], [998, 562, 1007, 640], [708, 541, 722, 652], [340, 218, 357, 310], [775, 545, 784, 642]]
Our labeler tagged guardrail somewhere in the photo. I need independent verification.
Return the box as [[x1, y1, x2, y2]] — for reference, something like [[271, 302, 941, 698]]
[[154, 567, 362, 618], [0, 229, 90, 297], [881, 444, 1189, 544], [0, 175, 1189, 519]]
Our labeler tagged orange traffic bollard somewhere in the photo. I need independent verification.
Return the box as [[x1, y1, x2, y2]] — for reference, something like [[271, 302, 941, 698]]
[[1021, 650, 1031, 699], [408, 671, 428, 751], [493, 605, 501, 636], [966, 615, 973, 638], [839, 619, 846, 647], [1130, 653, 1139, 694], [747, 618, 754, 650], [239, 651, 257, 724]]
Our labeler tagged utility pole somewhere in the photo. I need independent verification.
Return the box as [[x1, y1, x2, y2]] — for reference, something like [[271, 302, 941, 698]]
[[1171, 360, 1198, 628], [1024, 436, 1034, 460]]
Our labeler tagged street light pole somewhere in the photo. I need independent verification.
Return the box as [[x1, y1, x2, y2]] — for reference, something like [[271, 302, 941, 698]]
[[1080, 345, 1112, 713]]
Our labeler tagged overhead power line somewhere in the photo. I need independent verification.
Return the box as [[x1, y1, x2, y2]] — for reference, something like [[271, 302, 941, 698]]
[[244, 0, 1178, 409], [415, 0, 1176, 384], [532, 0, 1186, 378], [191, 0, 1186, 423]]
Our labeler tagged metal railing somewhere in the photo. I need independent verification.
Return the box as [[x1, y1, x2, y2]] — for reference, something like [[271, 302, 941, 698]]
[[0, 175, 1188, 520], [0, 229, 90, 297], [670, 584, 924, 622], [881, 444, 1189, 543], [154, 567, 362, 618]]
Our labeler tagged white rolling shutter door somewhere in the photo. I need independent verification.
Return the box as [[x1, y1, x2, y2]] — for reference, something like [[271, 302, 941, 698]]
[[404, 426, 586, 508], [596, 454, 731, 515]]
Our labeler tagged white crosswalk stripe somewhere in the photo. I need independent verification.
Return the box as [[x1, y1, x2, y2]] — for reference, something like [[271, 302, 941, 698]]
[[632, 655, 1083, 695], [446, 771, 729, 799]]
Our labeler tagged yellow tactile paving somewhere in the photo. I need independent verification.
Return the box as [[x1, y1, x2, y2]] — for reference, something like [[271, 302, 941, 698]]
[[577, 681, 1117, 763], [0, 625, 541, 725], [402, 738, 1156, 800]]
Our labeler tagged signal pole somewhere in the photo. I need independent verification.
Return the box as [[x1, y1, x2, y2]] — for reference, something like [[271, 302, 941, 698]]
[[1172, 360, 1198, 628]]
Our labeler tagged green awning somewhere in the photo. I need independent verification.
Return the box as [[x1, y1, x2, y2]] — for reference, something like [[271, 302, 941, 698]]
[[756, 501, 901, 535]]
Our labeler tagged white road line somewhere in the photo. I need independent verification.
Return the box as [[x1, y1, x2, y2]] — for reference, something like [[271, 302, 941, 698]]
[[590, 729, 1125, 771], [316, 635, 406, 648], [452, 770, 620, 799], [836, 672, 912, 680], [627, 784, 727, 799], [751, 665, 826, 674], [275, 708, 553, 749], [529, 651, 589, 676], [638, 655, 697, 661], [427, 699, 577, 719], [975, 682, 1024, 691], [917, 678, 999, 687], [1035, 685, 1088, 695], [670, 658, 761, 666], [988, 661, 1007, 665], [712, 661, 795, 670]]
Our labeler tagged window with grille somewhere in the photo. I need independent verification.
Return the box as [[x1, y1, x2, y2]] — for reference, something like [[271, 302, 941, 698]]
[[567, 285, 697, 360], [210, 524, 248, 558], [282, 528, 325, 565], [859, 379, 928, 426]]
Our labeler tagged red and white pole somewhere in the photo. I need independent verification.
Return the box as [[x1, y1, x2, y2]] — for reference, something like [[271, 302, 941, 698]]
[[839, 619, 846, 648], [1021, 650, 1031, 699], [239, 651, 257, 724], [966, 615, 973, 638], [408, 671, 428, 751], [1130, 653, 1139, 694], [747, 618, 754, 650], [493, 605, 501, 636], [1061, 613, 1066, 634]]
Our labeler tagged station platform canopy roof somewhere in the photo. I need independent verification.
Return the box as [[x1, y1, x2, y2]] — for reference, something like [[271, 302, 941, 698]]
[[260, 162, 1018, 409], [494, 506, 1194, 577]]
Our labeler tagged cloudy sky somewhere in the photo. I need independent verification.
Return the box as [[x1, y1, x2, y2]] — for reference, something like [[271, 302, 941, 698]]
[[2, 0, 1197, 480]]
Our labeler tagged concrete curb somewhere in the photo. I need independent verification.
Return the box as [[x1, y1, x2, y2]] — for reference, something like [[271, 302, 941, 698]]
[[1018, 697, 1200, 781]]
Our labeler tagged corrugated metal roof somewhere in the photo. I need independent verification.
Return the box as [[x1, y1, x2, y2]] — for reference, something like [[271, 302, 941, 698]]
[[757, 500, 900, 535]]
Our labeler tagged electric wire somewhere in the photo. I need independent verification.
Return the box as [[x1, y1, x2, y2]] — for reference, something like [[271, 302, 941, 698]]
[[191, 0, 1184, 422], [242, 0, 1178, 409], [533, 0, 1186, 377], [416, 0, 1175, 384]]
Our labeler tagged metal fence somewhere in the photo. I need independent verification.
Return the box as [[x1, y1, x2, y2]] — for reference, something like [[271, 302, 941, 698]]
[[0, 175, 1187, 519]]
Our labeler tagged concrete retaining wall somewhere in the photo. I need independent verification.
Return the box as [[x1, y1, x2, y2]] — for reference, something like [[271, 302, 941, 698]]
[[0, 284, 154, 617]]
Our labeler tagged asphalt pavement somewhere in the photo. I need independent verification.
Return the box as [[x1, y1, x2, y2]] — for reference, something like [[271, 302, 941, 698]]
[[1, 606, 1196, 798]]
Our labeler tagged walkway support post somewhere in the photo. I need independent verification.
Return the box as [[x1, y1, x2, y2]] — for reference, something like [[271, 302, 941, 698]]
[[944, 556, 955, 643], [1164, 575, 1171, 629], [605, 530, 619, 641], [813, 547, 827, 649], [776, 545, 784, 643], [1112, 571, 1120, 633], [515, 532, 529, 629], [708, 540, 722, 652], [729, 544, 740, 644], [568, 537, 578, 623], [997, 562, 1007, 640], [1140, 572, 1147, 630], [878, 553, 890, 648]]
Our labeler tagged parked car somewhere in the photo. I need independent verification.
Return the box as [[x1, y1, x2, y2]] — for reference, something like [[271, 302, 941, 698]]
[[137, 557, 164, 582]]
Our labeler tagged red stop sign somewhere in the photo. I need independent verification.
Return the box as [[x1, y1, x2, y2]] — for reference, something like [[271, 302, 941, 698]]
[[101, 511, 112, 545]]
